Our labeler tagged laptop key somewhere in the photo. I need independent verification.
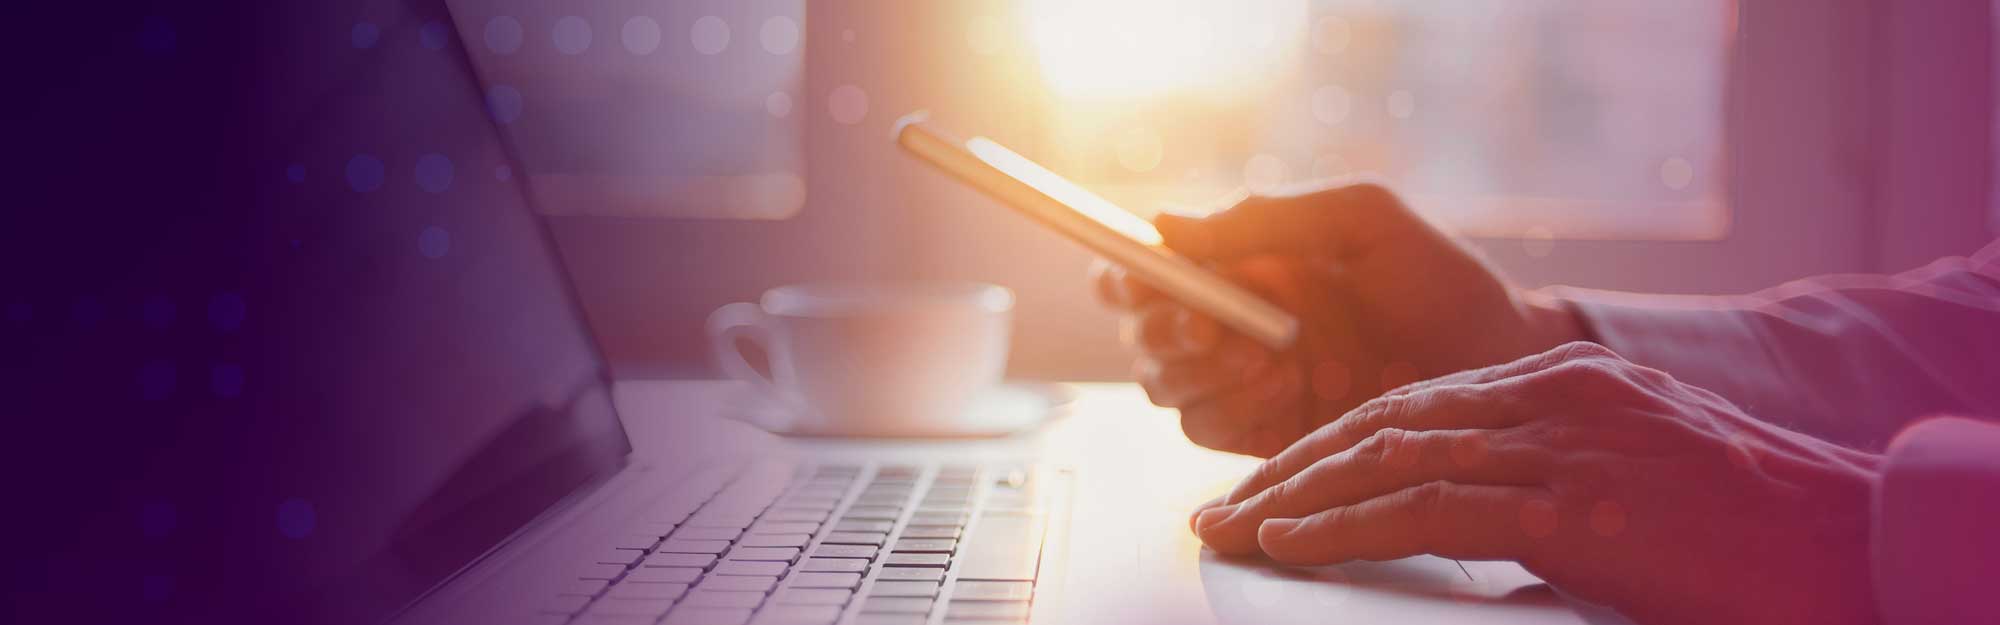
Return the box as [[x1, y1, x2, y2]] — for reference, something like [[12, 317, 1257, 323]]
[[775, 588, 853, 605], [798, 557, 868, 573], [625, 567, 701, 584], [750, 521, 820, 535], [645, 553, 716, 568], [899, 526, 959, 539], [763, 508, 829, 522], [713, 560, 787, 577], [607, 582, 689, 600], [577, 564, 628, 581], [608, 534, 661, 550], [811, 544, 878, 560], [662, 608, 754, 625], [844, 506, 901, 520], [832, 520, 894, 533], [674, 527, 743, 541], [858, 597, 933, 613], [956, 512, 1043, 581], [821, 532, 887, 546], [876, 567, 943, 582], [596, 549, 644, 566], [682, 590, 767, 609], [869, 582, 940, 598], [739, 533, 809, 548], [660, 539, 732, 554], [891, 539, 956, 553], [557, 579, 610, 596], [950, 580, 1032, 601], [947, 600, 1030, 621], [882, 553, 948, 567], [588, 599, 675, 616], [726, 547, 800, 562], [907, 513, 968, 527], [749, 605, 842, 625], [697, 575, 777, 593], [787, 572, 861, 589], [852, 615, 926, 625]]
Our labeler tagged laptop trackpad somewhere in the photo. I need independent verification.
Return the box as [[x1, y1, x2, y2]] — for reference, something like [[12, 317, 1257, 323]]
[[1196, 554, 1604, 624]]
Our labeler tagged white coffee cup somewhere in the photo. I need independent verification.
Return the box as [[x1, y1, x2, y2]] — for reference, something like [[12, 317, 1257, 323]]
[[706, 281, 1013, 436]]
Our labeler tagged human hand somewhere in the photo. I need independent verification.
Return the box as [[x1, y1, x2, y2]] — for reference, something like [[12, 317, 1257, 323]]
[[1093, 182, 1584, 457], [1190, 342, 1884, 625]]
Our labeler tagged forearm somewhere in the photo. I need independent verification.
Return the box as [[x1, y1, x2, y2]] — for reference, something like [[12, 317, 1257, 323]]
[[1540, 243, 2000, 449]]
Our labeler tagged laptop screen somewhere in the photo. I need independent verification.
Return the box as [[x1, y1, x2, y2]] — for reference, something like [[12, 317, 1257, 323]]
[[248, 1, 632, 620]]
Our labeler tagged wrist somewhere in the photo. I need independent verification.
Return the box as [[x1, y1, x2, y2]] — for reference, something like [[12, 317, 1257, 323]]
[[1518, 289, 1590, 350]]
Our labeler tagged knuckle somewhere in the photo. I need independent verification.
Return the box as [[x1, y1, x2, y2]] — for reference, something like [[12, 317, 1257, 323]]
[[1551, 341, 1616, 362]]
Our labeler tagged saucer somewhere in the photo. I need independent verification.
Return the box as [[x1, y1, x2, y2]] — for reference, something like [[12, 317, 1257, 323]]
[[725, 382, 1074, 439]]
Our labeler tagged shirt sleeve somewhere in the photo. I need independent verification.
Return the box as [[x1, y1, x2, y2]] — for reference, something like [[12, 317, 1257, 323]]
[[1546, 240, 2000, 449], [1872, 416, 2000, 625]]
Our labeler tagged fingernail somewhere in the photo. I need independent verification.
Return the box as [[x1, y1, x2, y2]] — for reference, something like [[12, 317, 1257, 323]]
[[1260, 518, 1302, 537], [1194, 506, 1235, 534]]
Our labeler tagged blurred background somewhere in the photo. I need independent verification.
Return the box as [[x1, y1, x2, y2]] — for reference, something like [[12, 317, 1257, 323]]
[[449, 0, 1992, 381]]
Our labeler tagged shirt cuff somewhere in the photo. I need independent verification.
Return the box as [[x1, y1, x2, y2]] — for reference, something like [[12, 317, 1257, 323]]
[[1873, 416, 2000, 625], [1543, 286, 1796, 417]]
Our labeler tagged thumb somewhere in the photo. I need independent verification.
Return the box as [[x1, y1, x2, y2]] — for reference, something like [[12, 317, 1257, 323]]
[[1155, 182, 1423, 262]]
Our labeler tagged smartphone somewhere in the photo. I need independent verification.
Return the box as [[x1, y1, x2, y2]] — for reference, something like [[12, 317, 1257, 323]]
[[893, 111, 1299, 350]]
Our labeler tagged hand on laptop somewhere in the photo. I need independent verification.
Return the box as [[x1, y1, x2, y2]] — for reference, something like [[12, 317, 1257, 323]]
[[1189, 342, 1883, 625], [1092, 182, 1583, 457]]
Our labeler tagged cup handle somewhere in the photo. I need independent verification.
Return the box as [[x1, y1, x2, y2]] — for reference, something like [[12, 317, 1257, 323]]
[[706, 302, 781, 395]]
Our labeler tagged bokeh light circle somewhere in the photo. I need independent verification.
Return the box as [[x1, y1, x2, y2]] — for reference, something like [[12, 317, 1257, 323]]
[[419, 20, 450, 50], [765, 92, 793, 118], [1312, 16, 1351, 55], [760, 16, 800, 54], [1519, 498, 1558, 538], [1660, 157, 1694, 190], [285, 163, 305, 183], [1311, 85, 1352, 125], [351, 22, 381, 49], [1387, 90, 1416, 119], [208, 292, 246, 332], [418, 226, 451, 259], [277, 498, 316, 539], [210, 363, 245, 398], [345, 154, 385, 192], [691, 16, 730, 55], [827, 85, 869, 125], [486, 85, 524, 124], [1115, 127, 1164, 173], [414, 153, 454, 193], [1243, 154, 1288, 194], [484, 16, 523, 55], [622, 16, 661, 55], [552, 16, 592, 55]]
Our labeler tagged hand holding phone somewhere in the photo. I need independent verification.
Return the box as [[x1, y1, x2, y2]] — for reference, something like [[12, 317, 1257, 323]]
[[893, 112, 1300, 350]]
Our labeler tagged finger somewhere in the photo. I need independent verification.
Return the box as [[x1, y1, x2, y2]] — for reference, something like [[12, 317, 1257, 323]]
[[1223, 341, 1615, 505], [1256, 483, 1554, 565], [1196, 427, 1549, 554], [1155, 182, 1430, 262], [1090, 261, 1160, 310], [1175, 362, 1303, 457], [1122, 301, 1223, 361], [1136, 338, 1269, 408]]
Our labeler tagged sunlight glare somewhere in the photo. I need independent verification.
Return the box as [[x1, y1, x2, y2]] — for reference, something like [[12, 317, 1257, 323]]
[[1026, 0, 1306, 100], [968, 137, 1164, 246]]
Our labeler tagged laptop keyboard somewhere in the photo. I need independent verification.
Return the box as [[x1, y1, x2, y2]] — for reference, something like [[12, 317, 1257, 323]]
[[539, 461, 1061, 625]]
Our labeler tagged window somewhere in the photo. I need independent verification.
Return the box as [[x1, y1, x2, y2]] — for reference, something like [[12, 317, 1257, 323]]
[[1016, 0, 1734, 239]]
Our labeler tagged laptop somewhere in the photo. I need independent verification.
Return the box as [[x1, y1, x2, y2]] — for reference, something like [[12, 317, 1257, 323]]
[[277, 2, 1606, 624]]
